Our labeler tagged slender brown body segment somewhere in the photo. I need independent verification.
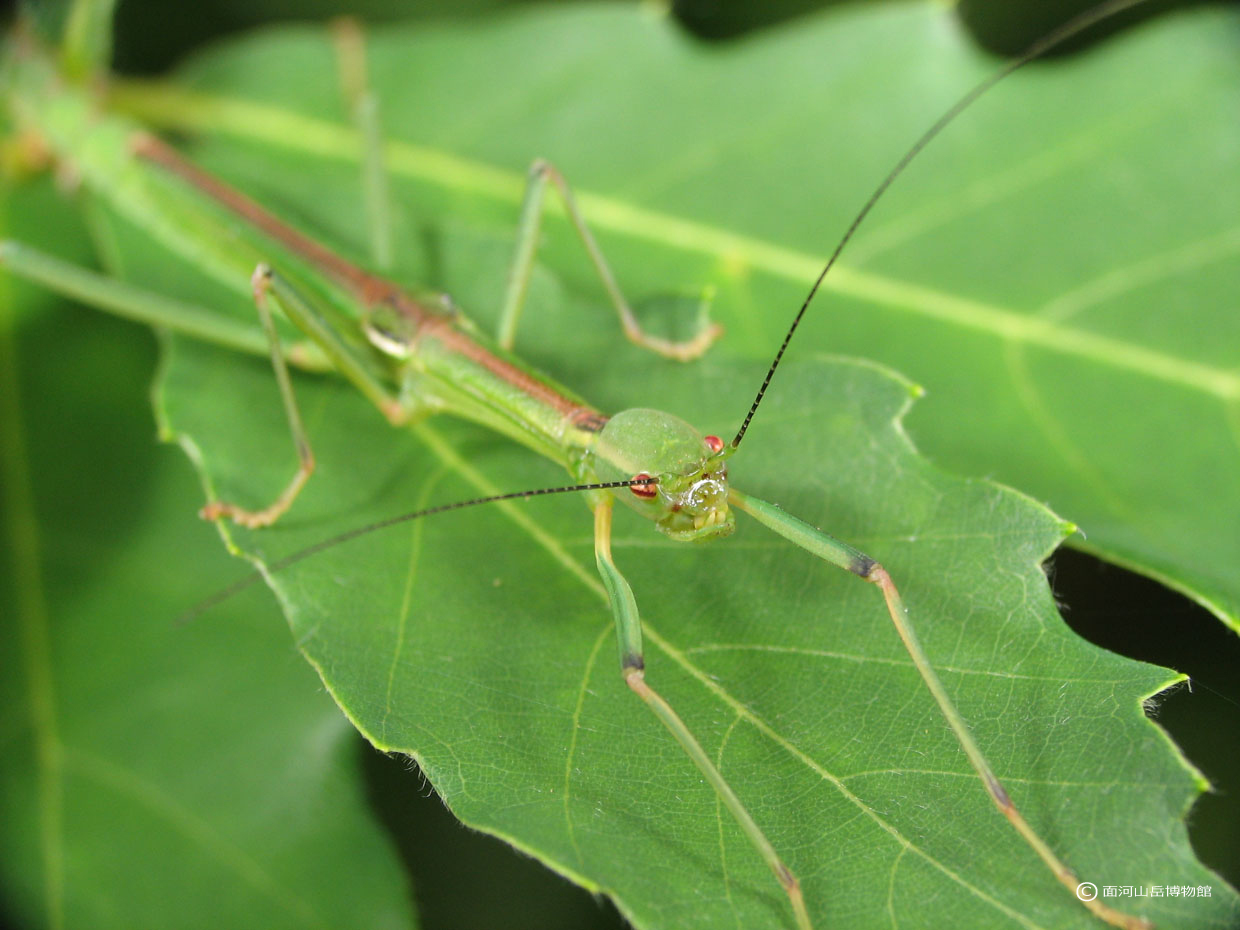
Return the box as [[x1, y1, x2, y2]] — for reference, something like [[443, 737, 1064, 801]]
[[133, 132, 411, 308], [133, 131, 598, 427], [426, 311, 594, 420]]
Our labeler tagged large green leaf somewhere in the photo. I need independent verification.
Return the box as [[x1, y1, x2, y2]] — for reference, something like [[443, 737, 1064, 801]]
[[0, 183, 417, 929], [7, 3, 1239, 929], [115, 1, 1240, 633], [159, 332, 1232, 929]]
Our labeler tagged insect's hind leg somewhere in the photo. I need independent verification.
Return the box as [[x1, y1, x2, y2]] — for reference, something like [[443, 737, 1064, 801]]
[[496, 159, 722, 360], [590, 496, 812, 930], [0, 240, 323, 365], [332, 16, 394, 272]]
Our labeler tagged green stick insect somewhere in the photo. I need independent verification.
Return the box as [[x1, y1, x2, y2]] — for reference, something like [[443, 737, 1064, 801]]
[[4, 0, 1220, 927]]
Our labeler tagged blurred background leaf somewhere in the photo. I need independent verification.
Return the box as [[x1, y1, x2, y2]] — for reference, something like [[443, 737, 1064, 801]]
[[0, 181, 418, 930]]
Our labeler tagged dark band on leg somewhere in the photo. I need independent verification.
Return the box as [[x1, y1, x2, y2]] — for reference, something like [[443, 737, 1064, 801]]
[[986, 772, 1011, 809], [850, 554, 877, 578]]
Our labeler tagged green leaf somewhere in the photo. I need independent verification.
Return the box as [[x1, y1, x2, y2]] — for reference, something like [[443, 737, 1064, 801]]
[[9, 3, 1240, 929], [161, 328, 1234, 928], [0, 183, 417, 930], [117, 1, 1240, 633]]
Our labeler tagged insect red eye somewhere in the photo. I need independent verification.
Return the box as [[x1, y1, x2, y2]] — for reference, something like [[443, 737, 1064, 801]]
[[629, 473, 658, 499], [704, 435, 724, 454]]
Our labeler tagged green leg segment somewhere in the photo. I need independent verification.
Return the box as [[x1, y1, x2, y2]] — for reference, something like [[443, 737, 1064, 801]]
[[201, 264, 413, 528], [256, 265, 406, 424], [0, 240, 328, 370], [592, 497, 813, 930], [497, 159, 722, 361], [199, 267, 316, 528], [332, 17, 393, 272], [0, 239, 408, 527], [730, 490, 1152, 930]]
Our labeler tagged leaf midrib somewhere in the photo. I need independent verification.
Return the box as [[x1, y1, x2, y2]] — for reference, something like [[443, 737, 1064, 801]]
[[109, 80, 1240, 402]]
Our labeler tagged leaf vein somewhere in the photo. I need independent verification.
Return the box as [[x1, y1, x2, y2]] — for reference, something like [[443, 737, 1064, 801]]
[[112, 83, 1240, 400]]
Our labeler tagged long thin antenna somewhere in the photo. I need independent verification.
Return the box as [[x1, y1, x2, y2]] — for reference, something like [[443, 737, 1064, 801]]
[[180, 477, 647, 623], [730, 0, 1148, 449]]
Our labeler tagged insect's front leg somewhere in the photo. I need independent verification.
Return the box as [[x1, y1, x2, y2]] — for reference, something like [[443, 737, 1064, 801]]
[[730, 489, 1154, 930], [496, 159, 723, 361], [590, 494, 812, 930]]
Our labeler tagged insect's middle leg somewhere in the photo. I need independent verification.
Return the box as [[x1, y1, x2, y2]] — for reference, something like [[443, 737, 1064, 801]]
[[497, 159, 722, 360], [590, 496, 812, 930], [199, 267, 315, 529], [201, 264, 418, 529]]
